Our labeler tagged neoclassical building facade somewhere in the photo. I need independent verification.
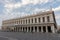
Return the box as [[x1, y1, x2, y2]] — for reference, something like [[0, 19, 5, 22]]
[[2, 11, 57, 33]]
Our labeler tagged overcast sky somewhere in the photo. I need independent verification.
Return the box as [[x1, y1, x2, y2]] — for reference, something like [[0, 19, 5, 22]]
[[0, 0, 60, 28]]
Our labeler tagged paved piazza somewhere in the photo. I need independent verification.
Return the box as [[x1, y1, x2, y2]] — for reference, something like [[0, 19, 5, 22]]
[[0, 32, 60, 40]]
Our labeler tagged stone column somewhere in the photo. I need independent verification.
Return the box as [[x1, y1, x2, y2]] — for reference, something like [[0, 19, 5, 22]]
[[30, 27, 31, 32], [17, 27, 18, 32], [22, 20, 23, 24], [20, 20, 21, 24], [51, 25, 55, 33], [22, 27, 23, 32], [18, 20, 19, 24], [17, 27, 19, 32], [46, 26, 48, 33], [33, 27, 35, 32], [37, 17, 39, 23], [16, 27, 17, 32], [30, 18, 31, 24], [15, 27, 16, 32], [25, 27, 27, 32], [27, 27, 28, 32], [50, 15, 54, 22], [37, 26, 39, 32], [14, 27, 16, 31], [41, 26, 43, 32], [27, 19, 28, 24], [33, 18, 35, 24], [21, 20, 23, 24], [24, 19, 26, 24], [19, 27, 20, 32], [41, 17, 42, 23], [45, 17, 47, 22]]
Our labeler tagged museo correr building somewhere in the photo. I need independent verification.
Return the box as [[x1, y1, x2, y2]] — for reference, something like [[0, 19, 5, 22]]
[[2, 11, 57, 33]]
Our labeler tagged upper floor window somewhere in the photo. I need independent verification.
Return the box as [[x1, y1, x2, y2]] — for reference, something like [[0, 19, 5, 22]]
[[17, 20, 18, 24], [42, 17, 45, 22], [28, 19, 30, 23], [31, 18, 33, 23], [19, 20, 20, 24], [35, 18, 37, 23], [23, 20, 25, 24], [47, 16, 50, 22], [17, 20, 19, 24], [38, 18, 40, 23], [26, 19, 27, 24], [21, 20, 22, 24]]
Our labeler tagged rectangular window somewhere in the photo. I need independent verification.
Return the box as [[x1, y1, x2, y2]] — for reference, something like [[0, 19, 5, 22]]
[[47, 16, 50, 22], [23, 20, 25, 24], [26, 19, 27, 24], [32, 19, 33, 23], [28, 19, 30, 23], [38, 18, 40, 23], [21, 20, 22, 24], [19, 20, 20, 24], [17, 20, 18, 24], [42, 17, 45, 22], [19, 21, 20, 24], [35, 18, 37, 23]]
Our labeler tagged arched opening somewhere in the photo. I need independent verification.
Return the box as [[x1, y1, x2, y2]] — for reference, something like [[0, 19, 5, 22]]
[[39, 26, 41, 32], [23, 27, 24, 32], [31, 27, 33, 32], [48, 26, 52, 33], [25, 27, 27, 32], [43, 26, 46, 33], [35, 26, 37, 32], [28, 27, 30, 32]]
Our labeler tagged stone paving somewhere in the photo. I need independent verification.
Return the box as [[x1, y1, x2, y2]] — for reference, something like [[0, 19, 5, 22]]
[[0, 32, 60, 40]]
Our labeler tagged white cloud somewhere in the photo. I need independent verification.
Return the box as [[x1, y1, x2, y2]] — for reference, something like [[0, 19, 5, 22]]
[[1, 11, 29, 20], [49, 0, 54, 2], [56, 0, 60, 2], [3, 0, 60, 21], [4, 0, 49, 9], [52, 6, 60, 20], [55, 14, 60, 20], [33, 6, 60, 12], [3, 0, 50, 20], [53, 6, 60, 12], [14, 2, 22, 8], [4, 2, 22, 9], [4, 3, 14, 9], [21, 0, 49, 5]]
